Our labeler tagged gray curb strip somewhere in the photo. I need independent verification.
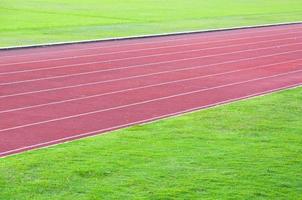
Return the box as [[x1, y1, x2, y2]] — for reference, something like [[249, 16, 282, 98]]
[[1, 21, 302, 51]]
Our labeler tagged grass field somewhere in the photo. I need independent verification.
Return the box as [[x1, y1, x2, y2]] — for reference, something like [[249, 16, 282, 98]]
[[0, 0, 302, 47], [1, 87, 301, 199], [1, 1, 302, 199]]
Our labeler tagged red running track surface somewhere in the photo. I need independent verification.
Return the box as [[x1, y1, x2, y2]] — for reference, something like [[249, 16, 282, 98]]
[[1, 24, 302, 157]]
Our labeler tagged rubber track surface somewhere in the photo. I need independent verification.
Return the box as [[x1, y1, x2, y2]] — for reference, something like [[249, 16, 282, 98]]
[[1, 24, 302, 157]]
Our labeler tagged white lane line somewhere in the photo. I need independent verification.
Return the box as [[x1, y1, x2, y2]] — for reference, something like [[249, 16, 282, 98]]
[[1, 47, 301, 99], [1, 83, 301, 158], [1, 69, 302, 133], [1, 57, 301, 114], [1, 25, 301, 60], [1, 35, 301, 84], [1, 30, 301, 69], [2, 35, 302, 76], [0, 39, 301, 80]]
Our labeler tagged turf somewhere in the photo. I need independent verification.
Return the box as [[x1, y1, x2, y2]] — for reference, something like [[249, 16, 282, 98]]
[[0, 0, 302, 47], [1, 87, 301, 199]]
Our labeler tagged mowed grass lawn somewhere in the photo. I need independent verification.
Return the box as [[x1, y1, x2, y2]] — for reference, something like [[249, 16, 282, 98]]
[[0, 0, 302, 47], [1, 87, 301, 199]]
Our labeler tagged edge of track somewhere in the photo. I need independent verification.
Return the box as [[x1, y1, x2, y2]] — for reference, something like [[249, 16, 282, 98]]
[[1, 21, 302, 51], [1, 84, 301, 159]]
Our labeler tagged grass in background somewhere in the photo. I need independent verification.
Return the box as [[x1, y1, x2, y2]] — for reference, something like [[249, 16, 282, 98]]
[[0, 0, 302, 47], [1, 87, 301, 199]]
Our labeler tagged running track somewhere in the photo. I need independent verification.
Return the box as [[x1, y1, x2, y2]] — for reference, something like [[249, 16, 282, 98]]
[[1, 24, 302, 157]]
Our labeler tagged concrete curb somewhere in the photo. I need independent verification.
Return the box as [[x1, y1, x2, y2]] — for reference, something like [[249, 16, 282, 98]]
[[1, 21, 302, 51]]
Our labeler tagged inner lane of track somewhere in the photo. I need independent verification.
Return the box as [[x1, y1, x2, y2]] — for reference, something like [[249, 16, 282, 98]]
[[1, 23, 302, 157]]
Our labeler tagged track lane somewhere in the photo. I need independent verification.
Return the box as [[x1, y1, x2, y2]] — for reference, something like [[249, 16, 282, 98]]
[[2, 38, 301, 78], [0, 41, 301, 96], [1, 35, 302, 83], [1, 59, 302, 130], [2, 69, 302, 132], [1, 51, 301, 113]]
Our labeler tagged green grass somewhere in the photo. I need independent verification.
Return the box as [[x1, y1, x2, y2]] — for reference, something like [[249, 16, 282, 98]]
[[1, 87, 301, 199], [1, 1, 302, 198], [0, 0, 302, 47]]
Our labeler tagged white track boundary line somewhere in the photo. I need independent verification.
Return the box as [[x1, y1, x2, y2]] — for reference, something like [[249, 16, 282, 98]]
[[1, 46, 301, 99], [0, 31, 302, 66], [1, 69, 302, 133], [1, 21, 301, 52], [1, 35, 301, 83], [1, 56, 302, 114], [1, 29, 302, 67], [1, 83, 301, 158]]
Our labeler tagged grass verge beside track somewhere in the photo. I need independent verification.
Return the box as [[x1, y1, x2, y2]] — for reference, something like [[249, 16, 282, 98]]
[[1, 0, 302, 47], [0, 87, 301, 199]]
